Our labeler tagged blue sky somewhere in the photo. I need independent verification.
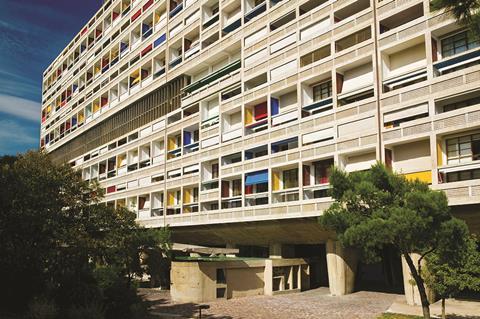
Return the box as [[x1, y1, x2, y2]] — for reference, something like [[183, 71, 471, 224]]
[[0, 0, 102, 155]]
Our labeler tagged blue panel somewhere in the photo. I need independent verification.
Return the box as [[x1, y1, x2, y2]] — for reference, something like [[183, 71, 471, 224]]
[[120, 42, 128, 52], [183, 131, 192, 145], [72, 117, 77, 126], [154, 33, 166, 47], [245, 170, 268, 185], [142, 23, 150, 34], [271, 97, 280, 116], [169, 3, 183, 18]]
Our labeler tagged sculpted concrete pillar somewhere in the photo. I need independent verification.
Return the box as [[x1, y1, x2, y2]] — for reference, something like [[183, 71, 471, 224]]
[[402, 254, 435, 306], [269, 243, 282, 259], [326, 239, 358, 296]]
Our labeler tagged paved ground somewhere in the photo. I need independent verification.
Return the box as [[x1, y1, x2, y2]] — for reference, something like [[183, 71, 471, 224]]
[[387, 297, 480, 318], [140, 287, 401, 319]]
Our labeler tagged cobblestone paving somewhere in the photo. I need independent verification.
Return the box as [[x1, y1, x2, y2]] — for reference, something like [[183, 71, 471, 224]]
[[140, 287, 401, 319]]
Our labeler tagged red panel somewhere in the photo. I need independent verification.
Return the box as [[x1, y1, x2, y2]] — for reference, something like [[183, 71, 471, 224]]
[[81, 27, 88, 35], [42, 116, 46, 123], [106, 186, 116, 194], [112, 11, 119, 20], [431, 38, 438, 63], [101, 97, 108, 107], [245, 185, 253, 195], [141, 44, 153, 57], [336, 73, 344, 94], [143, 0, 153, 11], [254, 102, 267, 120], [131, 9, 142, 22], [221, 181, 230, 197]]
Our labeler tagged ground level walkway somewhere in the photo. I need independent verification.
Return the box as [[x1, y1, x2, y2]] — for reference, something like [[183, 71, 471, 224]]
[[387, 297, 480, 318], [140, 287, 400, 319]]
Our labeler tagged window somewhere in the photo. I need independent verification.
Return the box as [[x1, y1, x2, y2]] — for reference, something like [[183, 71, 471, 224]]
[[446, 133, 480, 164], [212, 163, 219, 179], [313, 81, 332, 101], [443, 96, 480, 112], [446, 168, 480, 182], [314, 160, 332, 184], [442, 31, 480, 58], [283, 168, 298, 189], [232, 179, 242, 196]]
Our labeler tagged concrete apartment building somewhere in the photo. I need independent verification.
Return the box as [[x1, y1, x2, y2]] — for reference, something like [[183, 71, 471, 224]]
[[40, 0, 480, 303]]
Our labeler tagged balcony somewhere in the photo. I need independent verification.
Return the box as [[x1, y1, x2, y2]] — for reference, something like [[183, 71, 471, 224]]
[[433, 48, 480, 76], [244, 1, 266, 22], [183, 60, 241, 95]]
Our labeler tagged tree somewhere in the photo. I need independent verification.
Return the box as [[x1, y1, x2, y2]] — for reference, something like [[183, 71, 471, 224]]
[[425, 235, 480, 319], [431, 0, 480, 37], [0, 151, 171, 317], [319, 163, 472, 319]]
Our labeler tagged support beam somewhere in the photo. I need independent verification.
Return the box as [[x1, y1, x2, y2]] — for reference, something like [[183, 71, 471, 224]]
[[326, 239, 358, 296]]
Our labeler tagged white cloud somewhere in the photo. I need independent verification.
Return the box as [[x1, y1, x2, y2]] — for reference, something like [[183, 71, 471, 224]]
[[0, 119, 38, 155], [0, 94, 40, 122]]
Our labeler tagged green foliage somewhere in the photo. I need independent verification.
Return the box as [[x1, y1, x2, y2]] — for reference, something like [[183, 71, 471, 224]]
[[27, 297, 58, 319], [431, 0, 480, 37], [0, 151, 171, 317], [425, 235, 480, 299], [319, 163, 474, 318]]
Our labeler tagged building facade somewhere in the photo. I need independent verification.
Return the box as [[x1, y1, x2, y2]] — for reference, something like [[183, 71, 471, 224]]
[[41, 0, 480, 302]]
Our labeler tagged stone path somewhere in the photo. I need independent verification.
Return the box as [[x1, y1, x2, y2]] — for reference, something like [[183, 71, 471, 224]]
[[140, 287, 401, 319]]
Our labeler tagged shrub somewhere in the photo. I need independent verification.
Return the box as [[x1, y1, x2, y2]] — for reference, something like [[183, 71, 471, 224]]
[[27, 297, 58, 319], [66, 302, 105, 319]]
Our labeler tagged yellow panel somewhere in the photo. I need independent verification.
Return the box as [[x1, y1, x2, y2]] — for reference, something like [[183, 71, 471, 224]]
[[117, 155, 125, 167], [167, 136, 176, 151], [183, 189, 191, 204], [437, 140, 443, 166], [167, 192, 174, 206], [404, 171, 432, 184], [273, 172, 280, 191], [78, 112, 85, 123], [184, 206, 191, 214], [245, 108, 253, 125]]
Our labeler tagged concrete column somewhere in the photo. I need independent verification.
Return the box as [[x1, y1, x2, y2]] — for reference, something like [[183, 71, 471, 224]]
[[326, 239, 358, 296], [402, 254, 435, 306], [264, 259, 273, 296], [226, 243, 237, 258], [269, 243, 282, 259]]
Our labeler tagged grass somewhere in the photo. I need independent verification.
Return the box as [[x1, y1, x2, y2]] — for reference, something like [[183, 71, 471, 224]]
[[378, 314, 423, 319]]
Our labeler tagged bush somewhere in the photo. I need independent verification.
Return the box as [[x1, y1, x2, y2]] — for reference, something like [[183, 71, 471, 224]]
[[66, 302, 105, 319], [27, 297, 58, 319], [129, 302, 149, 319]]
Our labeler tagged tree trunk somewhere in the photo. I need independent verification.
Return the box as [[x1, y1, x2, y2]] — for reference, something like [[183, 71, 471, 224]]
[[442, 298, 446, 319], [403, 253, 431, 319]]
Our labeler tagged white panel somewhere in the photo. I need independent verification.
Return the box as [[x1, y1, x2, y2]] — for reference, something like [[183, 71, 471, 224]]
[[384, 103, 429, 123], [222, 127, 242, 142], [185, 0, 197, 9], [183, 163, 200, 173], [342, 63, 373, 93], [244, 26, 268, 47], [201, 135, 220, 148], [345, 152, 376, 172], [300, 18, 330, 41], [393, 140, 431, 173], [140, 126, 152, 137], [272, 109, 298, 126], [127, 180, 138, 189], [302, 127, 335, 145], [245, 48, 268, 68], [185, 9, 200, 25], [168, 168, 182, 177], [337, 116, 376, 137], [139, 176, 150, 186], [152, 119, 165, 131], [170, 23, 182, 37], [270, 60, 297, 79], [270, 33, 296, 54]]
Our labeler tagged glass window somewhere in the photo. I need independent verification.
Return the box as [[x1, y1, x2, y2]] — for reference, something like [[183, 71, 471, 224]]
[[283, 168, 298, 189], [441, 30, 480, 58], [313, 81, 332, 101], [446, 133, 480, 164]]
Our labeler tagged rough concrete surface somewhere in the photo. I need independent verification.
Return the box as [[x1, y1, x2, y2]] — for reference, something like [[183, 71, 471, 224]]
[[140, 287, 400, 319]]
